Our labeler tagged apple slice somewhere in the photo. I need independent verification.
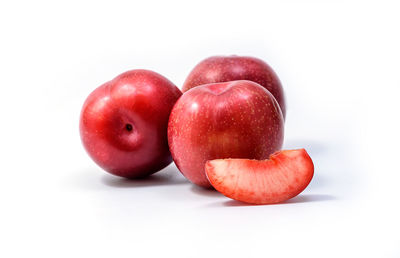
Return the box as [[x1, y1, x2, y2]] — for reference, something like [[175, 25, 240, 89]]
[[205, 149, 314, 204]]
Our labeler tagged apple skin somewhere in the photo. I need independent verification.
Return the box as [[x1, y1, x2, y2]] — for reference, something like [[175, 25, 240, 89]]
[[168, 80, 284, 188], [80, 69, 182, 178], [182, 55, 286, 119]]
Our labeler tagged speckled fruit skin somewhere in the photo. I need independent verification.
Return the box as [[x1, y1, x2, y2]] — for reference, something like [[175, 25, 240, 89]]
[[168, 80, 284, 188], [205, 149, 314, 204], [182, 55, 286, 118], [80, 69, 182, 178]]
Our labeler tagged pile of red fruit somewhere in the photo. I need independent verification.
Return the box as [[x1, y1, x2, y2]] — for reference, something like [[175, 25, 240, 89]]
[[80, 55, 314, 205]]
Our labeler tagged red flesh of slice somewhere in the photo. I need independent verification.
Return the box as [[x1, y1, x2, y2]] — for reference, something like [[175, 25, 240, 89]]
[[205, 149, 314, 204]]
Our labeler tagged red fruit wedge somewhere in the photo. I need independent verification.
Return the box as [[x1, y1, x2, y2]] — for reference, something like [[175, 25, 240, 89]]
[[205, 149, 314, 204]]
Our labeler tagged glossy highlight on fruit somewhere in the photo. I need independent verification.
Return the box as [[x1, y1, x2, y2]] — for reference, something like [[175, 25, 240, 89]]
[[168, 80, 284, 188], [80, 69, 182, 178], [205, 149, 314, 204], [183, 55, 286, 118]]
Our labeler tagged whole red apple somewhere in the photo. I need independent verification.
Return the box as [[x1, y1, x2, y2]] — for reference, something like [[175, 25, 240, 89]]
[[168, 80, 284, 187], [182, 55, 286, 118], [80, 69, 182, 178]]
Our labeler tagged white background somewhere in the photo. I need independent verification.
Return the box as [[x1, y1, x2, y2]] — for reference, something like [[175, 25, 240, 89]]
[[1, 0, 399, 257]]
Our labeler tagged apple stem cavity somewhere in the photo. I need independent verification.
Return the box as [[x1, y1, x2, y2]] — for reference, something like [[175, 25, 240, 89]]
[[125, 123, 133, 132]]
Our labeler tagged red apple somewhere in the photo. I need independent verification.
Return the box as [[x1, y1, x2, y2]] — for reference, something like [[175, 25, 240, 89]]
[[80, 69, 182, 178], [205, 149, 314, 204], [182, 55, 286, 118], [168, 80, 284, 187]]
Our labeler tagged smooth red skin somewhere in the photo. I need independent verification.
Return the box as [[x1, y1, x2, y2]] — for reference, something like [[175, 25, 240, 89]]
[[182, 55, 286, 118], [80, 69, 182, 178], [168, 80, 284, 188], [205, 149, 314, 204]]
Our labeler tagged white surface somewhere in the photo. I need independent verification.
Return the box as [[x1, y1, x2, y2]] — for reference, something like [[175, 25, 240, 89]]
[[1, 0, 399, 257]]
